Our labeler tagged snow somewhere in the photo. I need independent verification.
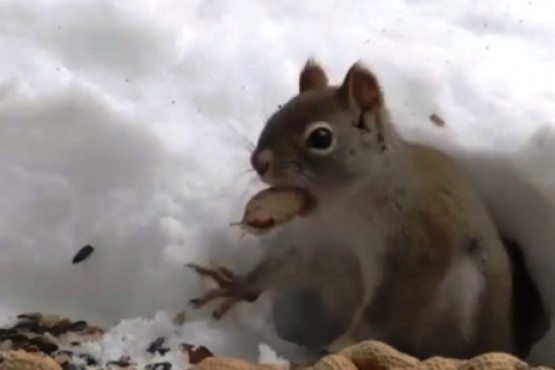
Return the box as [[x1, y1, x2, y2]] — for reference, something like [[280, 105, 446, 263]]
[[0, 0, 555, 367]]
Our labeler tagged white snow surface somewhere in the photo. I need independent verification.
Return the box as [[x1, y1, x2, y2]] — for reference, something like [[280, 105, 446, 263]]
[[1, 0, 555, 367]]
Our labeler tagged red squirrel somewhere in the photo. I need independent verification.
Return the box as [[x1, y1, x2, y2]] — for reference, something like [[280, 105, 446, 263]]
[[188, 59, 515, 359]]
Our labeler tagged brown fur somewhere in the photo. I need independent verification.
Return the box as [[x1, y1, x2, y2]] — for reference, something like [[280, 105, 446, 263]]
[[350, 144, 514, 359], [259, 60, 515, 358], [299, 59, 329, 93], [338, 62, 384, 110], [193, 59, 517, 360]]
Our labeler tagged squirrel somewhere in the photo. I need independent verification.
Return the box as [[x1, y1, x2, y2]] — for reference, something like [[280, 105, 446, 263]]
[[188, 59, 516, 359]]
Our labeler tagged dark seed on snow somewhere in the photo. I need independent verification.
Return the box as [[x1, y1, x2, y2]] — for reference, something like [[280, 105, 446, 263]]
[[430, 113, 445, 127], [107, 359, 131, 367], [146, 362, 172, 370], [0, 328, 18, 337], [29, 338, 59, 354], [4, 334, 28, 344], [67, 320, 88, 332], [158, 347, 170, 355], [146, 337, 165, 354], [13, 321, 44, 333], [62, 363, 80, 370], [72, 245, 94, 264], [78, 353, 97, 366], [86, 358, 97, 366], [50, 322, 71, 336], [17, 313, 42, 321]]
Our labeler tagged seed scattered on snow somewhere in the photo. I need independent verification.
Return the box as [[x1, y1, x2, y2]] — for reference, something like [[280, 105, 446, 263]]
[[77, 353, 97, 366], [146, 362, 172, 370], [146, 337, 165, 354], [66, 321, 87, 332], [106, 357, 132, 367], [72, 245, 94, 264], [17, 313, 43, 321]]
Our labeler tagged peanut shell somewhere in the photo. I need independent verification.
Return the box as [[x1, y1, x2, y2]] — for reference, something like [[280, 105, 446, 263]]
[[234, 186, 315, 235]]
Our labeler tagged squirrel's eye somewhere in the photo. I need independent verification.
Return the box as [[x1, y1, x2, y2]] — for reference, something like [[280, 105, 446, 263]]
[[303, 122, 336, 155]]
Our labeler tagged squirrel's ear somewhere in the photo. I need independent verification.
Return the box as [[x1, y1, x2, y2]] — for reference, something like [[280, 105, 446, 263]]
[[337, 62, 383, 110], [299, 58, 328, 93]]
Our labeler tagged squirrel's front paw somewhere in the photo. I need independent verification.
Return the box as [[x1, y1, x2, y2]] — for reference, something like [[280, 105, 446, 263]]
[[187, 263, 260, 320]]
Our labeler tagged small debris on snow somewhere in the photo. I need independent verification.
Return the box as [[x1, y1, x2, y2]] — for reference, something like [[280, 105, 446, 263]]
[[430, 113, 446, 127]]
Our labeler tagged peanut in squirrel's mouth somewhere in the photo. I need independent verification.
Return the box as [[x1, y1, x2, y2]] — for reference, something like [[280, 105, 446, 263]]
[[232, 185, 319, 236], [267, 185, 318, 215]]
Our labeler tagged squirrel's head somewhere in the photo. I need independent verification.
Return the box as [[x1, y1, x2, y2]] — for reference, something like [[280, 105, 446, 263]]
[[251, 59, 399, 194]]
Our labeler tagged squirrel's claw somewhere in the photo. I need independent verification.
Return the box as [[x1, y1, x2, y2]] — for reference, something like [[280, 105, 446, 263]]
[[187, 263, 259, 319], [186, 263, 236, 286], [212, 298, 240, 320], [189, 288, 228, 308]]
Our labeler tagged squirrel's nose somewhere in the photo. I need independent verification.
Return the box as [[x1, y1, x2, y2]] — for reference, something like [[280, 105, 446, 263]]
[[251, 149, 273, 177]]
